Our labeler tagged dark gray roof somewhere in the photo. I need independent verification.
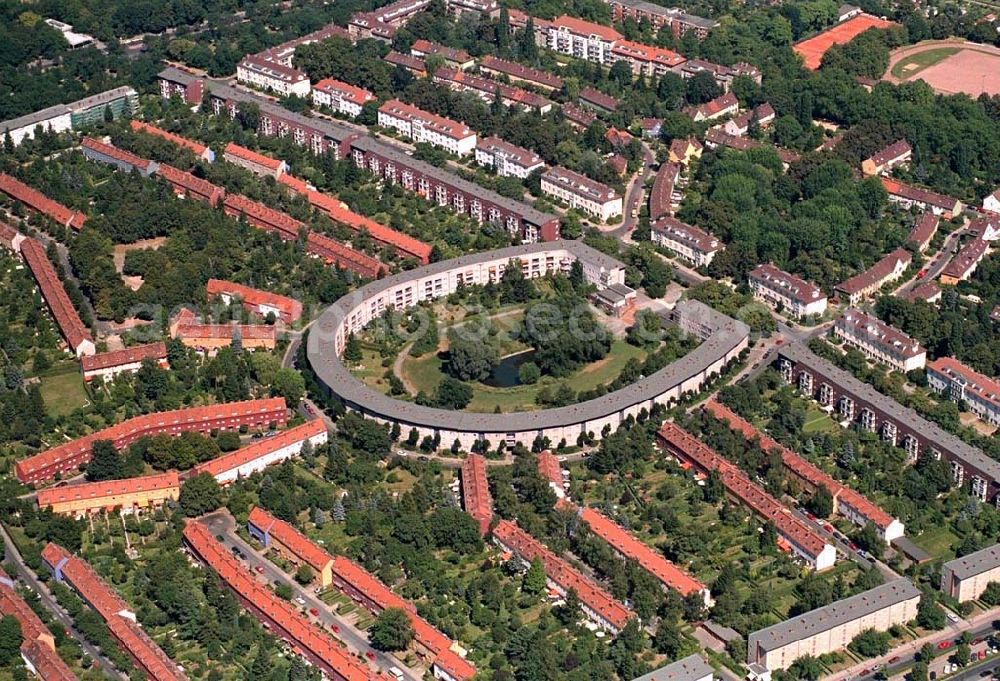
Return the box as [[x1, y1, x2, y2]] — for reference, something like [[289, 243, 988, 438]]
[[631, 654, 714, 681], [747, 579, 920, 654], [350, 135, 558, 227], [943, 542, 1000, 580], [0, 86, 137, 134], [306, 243, 749, 434], [778, 342, 1000, 483]]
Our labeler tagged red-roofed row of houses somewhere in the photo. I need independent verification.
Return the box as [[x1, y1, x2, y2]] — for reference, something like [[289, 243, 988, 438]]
[[15, 398, 287, 484], [192, 420, 328, 485], [42, 543, 188, 681], [0, 567, 78, 680], [36, 471, 180, 517], [245, 506, 476, 681], [155, 162, 226, 205], [130, 120, 215, 162], [657, 421, 838, 570], [169, 307, 278, 353], [704, 400, 903, 543], [81, 341, 169, 382], [182, 522, 382, 681], [0, 173, 87, 230], [20, 237, 95, 357], [492, 519, 634, 633], [460, 454, 494, 536], [206, 278, 303, 323], [82, 137, 158, 176]]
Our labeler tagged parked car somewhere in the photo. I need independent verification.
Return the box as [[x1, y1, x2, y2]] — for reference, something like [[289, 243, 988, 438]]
[[889, 657, 900, 664], [330, 624, 339, 633], [309, 608, 319, 617], [295, 596, 306, 606], [939, 641, 953, 650], [255, 565, 264, 574]]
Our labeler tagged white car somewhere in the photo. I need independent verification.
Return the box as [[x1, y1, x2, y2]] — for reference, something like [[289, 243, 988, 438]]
[[295, 596, 306, 606]]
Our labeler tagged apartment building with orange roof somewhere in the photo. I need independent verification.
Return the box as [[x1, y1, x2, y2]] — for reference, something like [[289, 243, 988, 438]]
[[460, 454, 494, 536], [0, 173, 87, 230], [130, 120, 215, 162], [704, 400, 904, 542], [193, 420, 328, 485], [81, 342, 168, 383], [477, 55, 564, 91], [492, 519, 634, 633], [42, 543, 188, 681], [206, 279, 303, 323], [15, 398, 287, 484], [182, 523, 382, 681], [36, 471, 180, 517], [248, 506, 334, 586], [223, 142, 288, 179], [536, 451, 566, 498], [881, 177, 962, 218], [311, 79, 376, 118], [432, 67, 554, 113], [170, 308, 277, 352], [0, 567, 78, 680], [20, 238, 95, 357]]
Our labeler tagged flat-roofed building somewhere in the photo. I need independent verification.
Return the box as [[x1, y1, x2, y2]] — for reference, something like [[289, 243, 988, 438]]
[[193, 420, 328, 485], [607, 0, 718, 37], [223, 142, 287, 179], [632, 654, 714, 681], [835, 249, 911, 305], [651, 216, 722, 267], [747, 579, 921, 671], [928, 357, 1000, 427], [834, 309, 926, 372], [206, 279, 302, 323], [941, 543, 1000, 602], [20, 238, 95, 357], [81, 342, 169, 383], [311, 79, 376, 118], [36, 472, 180, 517], [0, 87, 137, 147], [861, 140, 911, 177], [749, 264, 828, 319], [236, 55, 311, 98], [378, 99, 476, 156], [541, 166, 622, 220], [475, 137, 546, 179]]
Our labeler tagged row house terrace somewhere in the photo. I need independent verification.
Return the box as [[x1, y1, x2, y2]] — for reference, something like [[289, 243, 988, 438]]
[[223, 142, 287, 179], [349, 135, 561, 242], [433, 67, 554, 113], [193, 420, 328, 485], [460, 453, 494, 536], [81, 137, 157, 176], [607, 0, 719, 37], [0, 173, 87, 230], [927, 357, 1000, 428], [940, 237, 990, 285], [833, 309, 926, 373], [170, 308, 278, 353], [674, 59, 761, 91], [834, 248, 911, 305], [36, 471, 180, 517], [0, 567, 78, 679], [776, 342, 1000, 503], [477, 55, 565, 91], [206, 278, 303, 323], [861, 139, 912, 177], [907, 213, 939, 253], [881, 177, 963, 218], [81, 342, 169, 383], [410, 39, 475, 69], [20, 237, 95, 357], [648, 162, 681, 220], [155, 163, 226, 205], [130, 119, 215, 162]]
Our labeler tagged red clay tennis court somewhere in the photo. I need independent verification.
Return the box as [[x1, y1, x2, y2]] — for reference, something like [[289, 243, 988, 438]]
[[794, 14, 897, 70]]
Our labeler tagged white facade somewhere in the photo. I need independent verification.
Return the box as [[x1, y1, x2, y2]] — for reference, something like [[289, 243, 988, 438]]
[[212, 430, 328, 485], [546, 25, 617, 64], [650, 218, 722, 268], [377, 103, 476, 156], [310, 80, 374, 118], [749, 266, 828, 319], [474, 138, 545, 179], [540, 168, 622, 221], [833, 312, 926, 373], [236, 59, 312, 98], [1, 110, 72, 147]]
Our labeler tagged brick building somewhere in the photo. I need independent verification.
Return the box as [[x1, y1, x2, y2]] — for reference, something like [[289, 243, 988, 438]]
[[36, 471, 180, 517], [206, 279, 303, 323], [193, 420, 328, 485], [81, 342, 169, 383], [15, 398, 287, 484]]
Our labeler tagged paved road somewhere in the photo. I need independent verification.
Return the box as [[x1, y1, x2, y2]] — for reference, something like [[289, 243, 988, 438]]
[[0, 525, 126, 679], [198, 511, 422, 681], [895, 226, 966, 297]]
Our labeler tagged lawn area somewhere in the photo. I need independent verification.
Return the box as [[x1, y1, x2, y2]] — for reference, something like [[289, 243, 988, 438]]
[[350, 347, 389, 391], [36, 364, 89, 417], [401, 338, 648, 413], [803, 406, 838, 434], [913, 525, 959, 560], [891, 46, 960, 78]]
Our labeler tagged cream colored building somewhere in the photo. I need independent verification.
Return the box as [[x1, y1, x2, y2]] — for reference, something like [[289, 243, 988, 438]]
[[747, 579, 920, 671], [540, 166, 622, 221], [941, 543, 1000, 602]]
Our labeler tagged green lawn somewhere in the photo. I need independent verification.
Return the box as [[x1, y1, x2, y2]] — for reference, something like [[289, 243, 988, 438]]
[[891, 47, 960, 79], [913, 526, 959, 560], [401, 338, 648, 413], [37, 365, 89, 416], [803, 406, 838, 434]]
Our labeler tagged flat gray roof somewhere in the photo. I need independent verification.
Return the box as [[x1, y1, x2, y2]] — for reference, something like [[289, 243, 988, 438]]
[[306, 243, 749, 434], [748, 579, 920, 654], [943, 542, 1000, 580], [778, 342, 1000, 483], [631, 654, 714, 681], [0, 86, 136, 134]]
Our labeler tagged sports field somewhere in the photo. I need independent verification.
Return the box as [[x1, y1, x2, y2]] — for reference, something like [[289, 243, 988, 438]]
[[794, 14, 897, 70], [885, 40, 1000, 96]]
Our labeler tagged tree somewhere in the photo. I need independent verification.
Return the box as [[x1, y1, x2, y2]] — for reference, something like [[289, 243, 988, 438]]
[[917, 592, 945, 630], [273, 368, 305, 408], [980, 582, 1000, 606], [653, 618, 685, 659], [434, 376, 473, 409], [179, 473, 223, 517], [848, 629, 890, 658], [555, 588, 580, 625], [0, 615, 22, 666], [518, 361, 541, 385], [370, 608, 414, 651], [854, 522, 884, 560], [344, 334, 362, 362], [788, 655, 824, 681], [522, 556, 546, 595], [806, 487, 833, 519], [954, 643, 971, 667], [295, 564, 314, 585], [86, 439, 123, 481], [446, 329, 500, 381]]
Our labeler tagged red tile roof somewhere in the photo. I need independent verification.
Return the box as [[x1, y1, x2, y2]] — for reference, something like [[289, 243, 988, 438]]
[[657, 421, 831, 559], [478, 56, 564, 90], [569, 501, 707, 598], [866, 139, 911, 168], [306, 231, 385, 278], [881, 178, 961, 213], [434, 67, 552, 110], [193, 420, 326, 480], [223, 142, 285, 172], [0, 173, 87, 230], [611, 40, 685, 67], [155, 163, 225, 205], [181, 523, 381, 681], [0, 219, 22, 250], [551, 14, 622, 41], [130, 120, 209, 156], [23, 638, 78, 680], [385, 51, 427, 73], [15, 398, 287, 484], [561, 103, 597, 127], [942, 237, 989, 281], [649, 163, 679, 220], [81, 342, 167, 374], [378, 100, 474, 141], [248, 506, 332, 573], [20, 237, 93, 355], [704, 400, 896, 530], [928, 357, 1000, 414], [685, 92, 738, 120], [492, 519, 633, 630], [904, 280, 941, 303], [835, 248, 911, 296], [37, 471, 180, 511], [411, 40, 472, 63], [206, 279, 302, 322], [0, 568, 79, 680], [313, 79, 376, 107], [460, 454, 493, 536], [41, 543, 188, 681], [82, 137, 154, 172], [537, 451, 564, 490], [907, 213, 939, 250]]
